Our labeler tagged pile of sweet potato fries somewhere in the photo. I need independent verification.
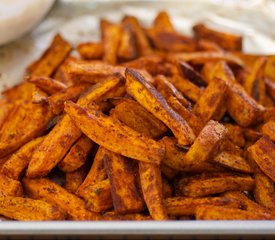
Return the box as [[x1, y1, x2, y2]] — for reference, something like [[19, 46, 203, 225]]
[[0, 11, 274, 221]]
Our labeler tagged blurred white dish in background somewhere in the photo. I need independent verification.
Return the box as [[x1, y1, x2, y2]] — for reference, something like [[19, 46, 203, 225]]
[[0, 0, 55, 45]]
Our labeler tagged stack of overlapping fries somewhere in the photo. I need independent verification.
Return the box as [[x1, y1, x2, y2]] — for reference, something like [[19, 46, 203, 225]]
[[0, 11, 274, 221]]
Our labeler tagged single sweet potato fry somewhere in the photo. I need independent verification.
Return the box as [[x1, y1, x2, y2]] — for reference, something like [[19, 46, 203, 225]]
[[26, 76, 67, 95], [160, 164, 179, 180], [0, 196, 66, 221], [0, 100, 12, 131], [214, 61, 265, 127], [125, 68, 195, 146], [195, 205, 271, 220], [53, 56, 75, 86], [169, 74, 203, 102], [175, 172, 254, 197], [261, 120, 275, 142], [59, 135, 94, 172], [153, 11, 175, 32], [224, 123, 245, 147], [248, 136, 275, 182], [194, 77, 227, 123], [2, 82, 34, 102], [254, 173, 275, 210], [0, 174, 23, 197], [165, 197, 241, 216], [139, 162, 168, 220], [77, 42, 103, 60], [193, 23, 242, 51], [1, 137, 44, 180], [65, 164, 89, 193], [64, 101, 165, 164], [213, 152, 253, 173], [162, 178, 173, 198], [26, 76, 123, 178], [265, 77, 275, 101], [111, 98, 168, 139], [103, 211, 151, 221], [184, 120, 227, 167], [27, 34, 72, 77], [196, 39, 223, 52], [104, 150, 145, 214], [23, 178, 99, 220], [122, 16, 153, 56]]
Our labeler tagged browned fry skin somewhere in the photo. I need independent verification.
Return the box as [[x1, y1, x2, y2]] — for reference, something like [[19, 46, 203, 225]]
[[2, 82, 34, 102], [1, 137, 44, 180], [175, 172, 255, 197], [53, 56, 75, 86], [243, 57, 267, 104], [196, 39, 223, 52], [160, 164, 179, 180], [104, 150, 145, 214], [0, 100, 12, 131], [26, 76, 67, 95], [0, 155, 11, 171], [170, 74, 203, 102], [27, 34, 72, 77], [165, 197, 241, 216], [264, 108, 275, 122], [194, 77, 227, 123], [213, 152, 253, 174], [111, 98, 168, 139], [243, 128, 262, 143], [265, 56, 275, 82], [48, 83, 92, 115], [101, 20, 122, 65], [167, 96, 203, 135], [122, 16, 153, 56], [64, 101, 165, 164], [58, 135, 94, 172], [155, 75, 190, 108], [177, 61, 206, 87], [23, 178, 99, 220], [26, 76, 123, 178], [214, 61, 265, 127], [0, 174, 23, 197], [153, 11, 175, 32], [65, 164, 89, 193], [139, 162, 168, 220], [193, 23, 242, 51], [103, 211, 151, 221], [195, 205, 271, 220], [222, 191, 271, 214], [65, 60, 125, 84], [161, 136, 221, 172], [248, 136, 275, 182], [77, 42, 104, 60], [224, 123, 245, 147], [162, 178, 173, 198], [265, 77, 275, 101], [118, 23, 137, 61], [183, 120, 227, 168], [0, 196, 66, 221], [125, 68, 195, 146], [261, 120, 275, 142], [254, 173, 275, 210]]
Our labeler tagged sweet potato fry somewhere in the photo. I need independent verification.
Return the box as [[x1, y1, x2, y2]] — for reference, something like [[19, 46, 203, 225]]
[[1, 137, 44, 180], [165, 197, 241, 216], [213, 152, 253, 173], [196, 39, 223, 52], [53, 56, 75, 86], [261, 120, 275, 142], [64, 101, 165, 164], [103, 211, 151, 221], [169, 74, 203, 102], [125, 68, 195, 146], [265, 77, 275, 101], [26, 76, 67, 95], [195, 205, 271, 220], [0, 196, 66, 221], [193, 23, 242, 51], [0, 100, 12, 131], [175, 172, 254, 197], [122, 16, 153, 56], [0, 174, 23, 197], [160, 164, 179, 180], [27, 76, 123, 178], [214, 61, 265, 127], [111, 98, 168, 139], [155, 75, 190, 107], [104, 150, 145, 214], [65, 164, 89, 193], [224, 123, 245, 147], [77, 42, 103, 60], [58, 135, 94, 172], [248, 136, 275, 182], [153, 11, 175, 32], [194, 77, 227, 123], [254, 173, 275, 210], [243, 57, 267, 104], [48, 82, 92, 115], [139, 162, 168, 220], [27, 34, 72, 77], [162, 178, 173, 198], [23, 178, 99, 220]]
